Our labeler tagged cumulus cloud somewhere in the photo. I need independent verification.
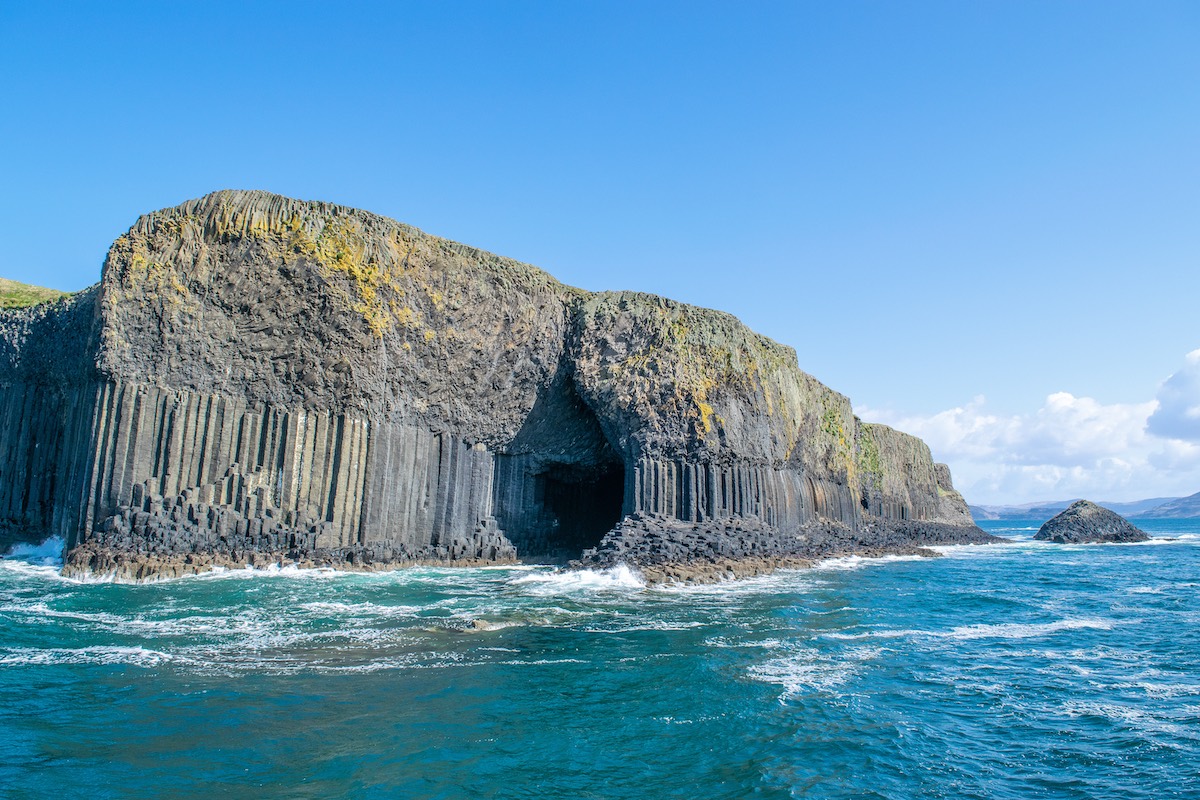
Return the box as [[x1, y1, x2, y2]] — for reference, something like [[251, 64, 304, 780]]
[[1146, 349, 1200, 441], [859, 350, 1200, 505]]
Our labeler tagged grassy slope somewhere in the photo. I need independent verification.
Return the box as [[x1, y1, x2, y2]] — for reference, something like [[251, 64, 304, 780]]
[[0, 277, 68, 309]]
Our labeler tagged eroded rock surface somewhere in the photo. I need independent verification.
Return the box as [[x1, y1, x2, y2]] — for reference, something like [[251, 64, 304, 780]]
[[0, 190, 995, 580], [1034, 500, 1150, 544]]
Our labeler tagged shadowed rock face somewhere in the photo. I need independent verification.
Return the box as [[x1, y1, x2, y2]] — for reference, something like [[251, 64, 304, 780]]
[[1034, 501, 1149, 544], [0, 191, 993, 579]]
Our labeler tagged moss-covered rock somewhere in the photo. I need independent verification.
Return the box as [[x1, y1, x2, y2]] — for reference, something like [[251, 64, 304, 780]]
[[0, 277, 68, 309], [0, 190, 992, 579]]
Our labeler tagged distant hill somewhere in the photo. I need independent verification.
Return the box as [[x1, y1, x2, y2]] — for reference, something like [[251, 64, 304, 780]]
[[971, 497, 1180, 522], [0, 277, 68, 309], [1131, 491, 1200, 518]]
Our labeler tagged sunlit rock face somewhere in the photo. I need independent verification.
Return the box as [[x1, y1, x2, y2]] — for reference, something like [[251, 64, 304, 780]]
[[0, 191, 991, 579]]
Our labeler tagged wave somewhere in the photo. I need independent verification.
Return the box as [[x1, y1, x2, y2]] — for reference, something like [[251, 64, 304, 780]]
[[748, 645, 883, 700], [0, 558, 66, 582], [814, 553, 932, 571], [1032, 535, 1200, 551], [1, 536, 67, 581], [583, 620, 706, 633], [947, 617, 1116, 640], [1060, 700, 1198, 741], [508, 564, 646, 593], [299, 600, 424, 618], [1109, 680, 1200, 699], [823, 617, 1116, 642], [2, 535, 65, 565], [653, 570, 816, 598], [1127, 534, 1200, 546], [0, 644, 173, 667]]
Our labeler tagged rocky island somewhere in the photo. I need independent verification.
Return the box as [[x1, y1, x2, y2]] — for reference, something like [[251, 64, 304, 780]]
[[1034, 500, 1150, 544], [0, 191, 996, 581]]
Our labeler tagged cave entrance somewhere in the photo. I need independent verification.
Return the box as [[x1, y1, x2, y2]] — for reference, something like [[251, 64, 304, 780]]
[[535, 460, 625, 561]]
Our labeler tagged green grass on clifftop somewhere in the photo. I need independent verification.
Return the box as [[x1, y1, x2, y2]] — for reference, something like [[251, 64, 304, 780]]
[[0, 277, 69, 309]]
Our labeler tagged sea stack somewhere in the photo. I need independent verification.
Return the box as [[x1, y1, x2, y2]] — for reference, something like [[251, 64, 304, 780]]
[[0, 191, 996, 580], [1034, 500, 1150, 544]]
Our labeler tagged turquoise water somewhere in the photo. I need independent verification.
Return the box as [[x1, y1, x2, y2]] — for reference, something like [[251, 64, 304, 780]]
[[2, 521, 1198, 799]]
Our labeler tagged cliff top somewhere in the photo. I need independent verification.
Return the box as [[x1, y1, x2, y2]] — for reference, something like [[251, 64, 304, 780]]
[[18, 190, 940, 477], [94, 190, 839, 452], [122, 189, 578, 299], [0, 277, 69, 309]]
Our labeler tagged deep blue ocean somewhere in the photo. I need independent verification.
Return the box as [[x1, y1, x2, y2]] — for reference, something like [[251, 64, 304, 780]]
[[2, 520, 1198, 799]]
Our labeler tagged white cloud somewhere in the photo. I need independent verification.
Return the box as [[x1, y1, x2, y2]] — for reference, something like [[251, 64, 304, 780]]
[[859, 350, 1200, 505], [1146, 348, 1200, 441]]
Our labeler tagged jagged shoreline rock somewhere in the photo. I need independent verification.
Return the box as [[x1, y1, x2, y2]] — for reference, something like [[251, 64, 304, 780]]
[[1034, 500, 1150, 544], [59, 540, 514, 583], [574, 511, 997, 584], [0, 190, 996, 582]]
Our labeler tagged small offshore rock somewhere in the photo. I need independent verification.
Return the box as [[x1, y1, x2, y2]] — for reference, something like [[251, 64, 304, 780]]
[[1034, 500, 1149, 544]]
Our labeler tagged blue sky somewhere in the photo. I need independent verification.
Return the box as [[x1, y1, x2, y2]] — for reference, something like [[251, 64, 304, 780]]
[[2, 2, 1198, 504]]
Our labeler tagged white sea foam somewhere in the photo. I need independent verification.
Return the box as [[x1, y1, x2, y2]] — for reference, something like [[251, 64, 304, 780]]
[[508, 564, 646, 593], [0, 644, 173, 667], [823, 617, 1116, 642], [190, 563, 342, 581], [2, 536, 65, 566], [1113, 680, 1200, 698], [822, 628, 923, 641], [1125, 534, 1200, 546], [298, 600, 424, 618], [946, 617, 1116, 640], [703, 636, 787, 650], [583, 620, 706, 633], [749, 645, 882, 700], [617, 652, 686, 663], [0, 601, 128, 626], [814, 553, 931, 571], [0, 537, 68, 581], [1060, 700, 1195, 740], [0, 558, 67, 582], [928, 540, 1033, 557], [0, 599, 297, 642], [653, 569, 815, 597]]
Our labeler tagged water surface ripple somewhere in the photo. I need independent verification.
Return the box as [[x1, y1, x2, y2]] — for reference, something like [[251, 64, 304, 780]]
[[1, 520, 1197, 798]]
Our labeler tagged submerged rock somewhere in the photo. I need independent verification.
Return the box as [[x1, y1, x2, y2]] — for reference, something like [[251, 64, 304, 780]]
[[1034, 500, 1149, 544]]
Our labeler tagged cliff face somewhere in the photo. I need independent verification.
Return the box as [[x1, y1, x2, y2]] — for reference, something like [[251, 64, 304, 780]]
[[0, 191, 989, 577], [0, 288, 100, 550]]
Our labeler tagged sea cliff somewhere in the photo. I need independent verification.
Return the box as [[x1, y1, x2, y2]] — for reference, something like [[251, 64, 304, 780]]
[[0, 191, 994, 581]]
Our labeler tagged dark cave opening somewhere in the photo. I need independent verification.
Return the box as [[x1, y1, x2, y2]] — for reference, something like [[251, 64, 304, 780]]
[[534, 461, 625, 560]]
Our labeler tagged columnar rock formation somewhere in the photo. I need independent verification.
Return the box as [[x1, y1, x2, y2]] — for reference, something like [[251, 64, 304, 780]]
[[0, 191, 992, 579]]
